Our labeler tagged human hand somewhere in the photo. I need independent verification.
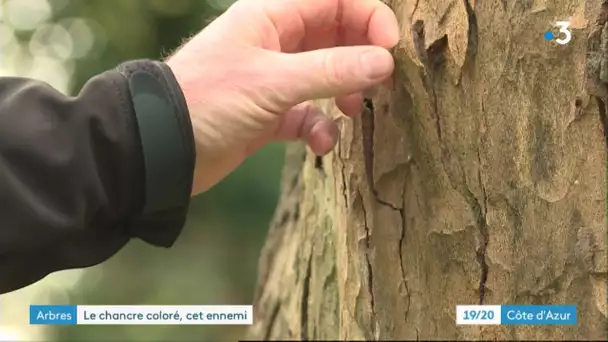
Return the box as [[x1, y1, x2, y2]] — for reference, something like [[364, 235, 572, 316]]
[[166, 0, 400, 195]]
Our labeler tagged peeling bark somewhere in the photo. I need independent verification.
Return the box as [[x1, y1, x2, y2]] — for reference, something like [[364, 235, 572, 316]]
[[250, 0, 608, 340]]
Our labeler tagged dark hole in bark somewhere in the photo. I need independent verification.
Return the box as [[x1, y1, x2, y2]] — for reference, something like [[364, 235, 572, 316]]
[[314, 156, 324, 171], [364, 98, 374, 112], [596, 97, 608, 149]]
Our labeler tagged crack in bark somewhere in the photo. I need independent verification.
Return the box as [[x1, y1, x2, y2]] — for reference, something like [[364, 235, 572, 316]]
[[337, 137, 349, 208], [362, 95, 411, 331], [263, 301, 281, 340], [341, 163, 349, 208], [450, 151, 490, 305], [438, 1, 456, 25], [426, 36, 448, 141], [397, 193, 410, 324], [441, 150, 490, 304], [430, 87, 442, 141], [475, 78, 490, 306], [412, 20, 446, 142], [362, 98, 376, 190], [361, 98, 407, 210], [359, 195, 377, 337], [442, 154, 490, 305], [300, 256, 312, 340], [411, 0, 420, 20], [475, 174, 490, 304], [596, 97, 608, 150], [369, 183, 410, 325], [466, 187, 489, 304], [465, 0, 488, 304], [463, 0, 478, 68], [367, 172, 410, 324], [423, 0, 488, 305], [475, 82, 490, 305]]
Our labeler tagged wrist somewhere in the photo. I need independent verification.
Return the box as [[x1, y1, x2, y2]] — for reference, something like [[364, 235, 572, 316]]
[[165, 58, 218, 196]]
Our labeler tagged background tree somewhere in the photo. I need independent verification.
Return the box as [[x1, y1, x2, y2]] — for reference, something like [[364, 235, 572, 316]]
[[250, 0, 607, 340]]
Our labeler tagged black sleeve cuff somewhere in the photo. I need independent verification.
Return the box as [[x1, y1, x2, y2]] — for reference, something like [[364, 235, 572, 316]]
[[117, 60, 196, 247]]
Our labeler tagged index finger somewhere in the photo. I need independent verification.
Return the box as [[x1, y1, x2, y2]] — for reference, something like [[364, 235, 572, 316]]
[[246, 0, 400, 52]]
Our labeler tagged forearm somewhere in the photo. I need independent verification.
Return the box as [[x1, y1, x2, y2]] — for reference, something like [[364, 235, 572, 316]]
[[0, 60, 195, 294]]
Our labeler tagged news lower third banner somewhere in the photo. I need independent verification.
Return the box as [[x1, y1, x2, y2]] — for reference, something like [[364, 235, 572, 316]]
[[456, 305, 577, 325], [28, 304, 575, 326], [29, 305, 253, 325]]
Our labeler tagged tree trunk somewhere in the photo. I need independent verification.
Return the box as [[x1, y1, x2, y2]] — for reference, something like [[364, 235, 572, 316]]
[[249, 0, 607, 340]]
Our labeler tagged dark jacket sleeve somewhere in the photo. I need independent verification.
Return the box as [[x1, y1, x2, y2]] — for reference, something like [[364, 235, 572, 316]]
[[0, 60, 196, 294]]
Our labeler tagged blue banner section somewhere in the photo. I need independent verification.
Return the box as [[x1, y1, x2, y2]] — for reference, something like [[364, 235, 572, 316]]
[[501, 305, 576, 325], [30, 305, 77, 325]]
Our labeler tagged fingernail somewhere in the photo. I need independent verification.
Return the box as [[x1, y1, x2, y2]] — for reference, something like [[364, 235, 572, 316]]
[[360, 48, 394, 79]]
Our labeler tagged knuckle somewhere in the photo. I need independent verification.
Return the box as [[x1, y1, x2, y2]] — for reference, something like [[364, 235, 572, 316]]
[[322, 52, 346, 86]]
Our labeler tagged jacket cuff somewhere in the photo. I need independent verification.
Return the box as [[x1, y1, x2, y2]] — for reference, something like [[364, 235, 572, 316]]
[[117, 60, 195, 247]]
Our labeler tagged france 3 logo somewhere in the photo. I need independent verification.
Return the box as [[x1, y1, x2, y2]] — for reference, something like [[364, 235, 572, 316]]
[[544, 21, 572, 45]]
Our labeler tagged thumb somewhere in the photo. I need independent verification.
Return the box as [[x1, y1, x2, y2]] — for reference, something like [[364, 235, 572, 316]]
[[274, 46, 394, 105]]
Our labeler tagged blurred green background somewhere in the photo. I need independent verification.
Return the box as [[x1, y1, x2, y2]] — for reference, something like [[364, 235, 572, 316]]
[[0, 0, 284, 341]]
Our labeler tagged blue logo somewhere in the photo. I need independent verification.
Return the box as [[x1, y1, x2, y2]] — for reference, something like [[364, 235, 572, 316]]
[[544, 21, 572, 45]]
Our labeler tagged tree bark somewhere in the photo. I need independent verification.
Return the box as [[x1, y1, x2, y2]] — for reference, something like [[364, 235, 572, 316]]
[[250, 0, 607, 340]]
